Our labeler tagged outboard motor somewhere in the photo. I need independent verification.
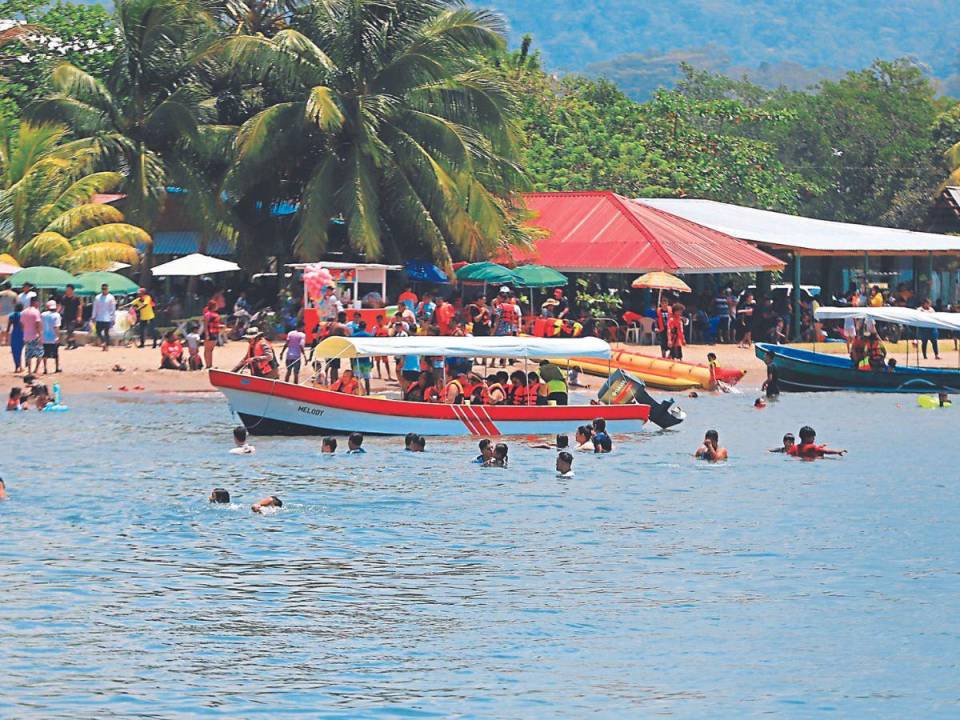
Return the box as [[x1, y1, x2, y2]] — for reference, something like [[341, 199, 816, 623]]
[[597, 369, 685, 430]]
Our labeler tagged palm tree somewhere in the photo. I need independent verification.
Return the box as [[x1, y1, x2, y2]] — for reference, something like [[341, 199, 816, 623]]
[[945, 141, 960, 188], [0, 122, 150, 271], [30, 0, 223, 278], [217, 0, 528, 267]]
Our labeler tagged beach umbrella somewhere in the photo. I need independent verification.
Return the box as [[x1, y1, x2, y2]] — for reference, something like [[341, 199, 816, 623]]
[[630, 271, 691, 293], [151, 252, 241, 277], [513, 264, 568, 288], [455, 261, 520, 285], [7, 265, 76, 290], [405, 259, 449, 283], [0, 253, 21, 276], [74, 271, 140, 296]]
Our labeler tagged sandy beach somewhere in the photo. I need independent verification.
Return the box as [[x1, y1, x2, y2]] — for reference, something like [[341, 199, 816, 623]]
[[5, 337, 955, 397]]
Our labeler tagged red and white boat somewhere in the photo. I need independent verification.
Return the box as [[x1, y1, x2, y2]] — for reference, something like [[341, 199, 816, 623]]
[[209, 336, 650, 436]]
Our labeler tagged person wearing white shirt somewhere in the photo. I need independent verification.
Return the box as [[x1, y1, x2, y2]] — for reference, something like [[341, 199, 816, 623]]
[[17, 284, 36, 309], [40, 300, 62, 373], [91, 284, 117, 352]]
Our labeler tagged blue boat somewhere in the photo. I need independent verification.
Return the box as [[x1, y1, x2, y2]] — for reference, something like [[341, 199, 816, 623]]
[[755, 342, 960, 393]]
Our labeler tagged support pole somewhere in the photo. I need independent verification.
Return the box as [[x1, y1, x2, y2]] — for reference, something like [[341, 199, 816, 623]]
[[792, 253, 802, 342], [928, 252, 935, 302]]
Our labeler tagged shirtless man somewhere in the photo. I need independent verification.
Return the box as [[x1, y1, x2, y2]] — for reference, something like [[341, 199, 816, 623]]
[[695, 429, 728, 461]]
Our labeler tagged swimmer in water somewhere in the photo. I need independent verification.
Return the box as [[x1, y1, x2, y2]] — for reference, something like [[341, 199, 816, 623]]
[[209, 488, 230, 504], [591, 417, 612, 453], [7, 387, 22, 411], [322, 436, 337, 453], [251, 495, 283, 513], [230, 425, 255, 454], [346, 432, 366, 453], [793, 426, 846, 459], [574, 425, 594, 451], [769, 433, 796, 453], [0, 477, 6, 499], [484, 442, 508, 467], [695, 429, 728, 461], [938, 391, 952, 407], [411, 435, 426, 452], [474, 438, 493, 464], [754, 397, 766, 409], [556, 451, 574, 478], [528, 433, 569, 450], [404, 432, 417, 451]]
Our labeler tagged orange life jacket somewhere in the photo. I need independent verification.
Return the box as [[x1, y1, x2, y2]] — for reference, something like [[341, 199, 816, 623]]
[[445, 379, 464, 404], [526, 381, 541, 404], [507, 383, 527, 406], [423, 386, 440, 403], [486, 382, 506, 405], [331, 376, 358, 395], [247, 341, 275, 376]]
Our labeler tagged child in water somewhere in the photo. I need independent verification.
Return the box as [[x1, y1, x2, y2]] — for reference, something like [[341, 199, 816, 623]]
[[321, 436, 337, 453], [251, 495, 282, 514], [769, 433, 796, 454], [7, 387, 22, 411], [556, 451, 574, 478], [591, 417, 612, 453], [484, 443, 508, 467], [230, 426, 256, 454], [209, 488, 231, 504], [346, 432, 366, 453], [792, 426, 846, 459]]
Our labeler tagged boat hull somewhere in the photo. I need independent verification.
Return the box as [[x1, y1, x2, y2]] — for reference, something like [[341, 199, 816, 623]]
[[755, 343, 960, 393], [210, 370, 650, 436]]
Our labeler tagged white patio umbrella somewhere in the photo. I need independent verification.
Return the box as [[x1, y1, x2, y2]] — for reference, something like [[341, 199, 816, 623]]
[[151, 253, 241, 277]]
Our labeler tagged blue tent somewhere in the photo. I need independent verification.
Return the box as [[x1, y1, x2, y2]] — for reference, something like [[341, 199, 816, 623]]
[[404, 260, 448, 283]]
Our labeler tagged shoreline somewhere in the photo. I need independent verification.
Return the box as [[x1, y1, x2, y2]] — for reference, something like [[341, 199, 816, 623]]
[[3, 338, 953, 397]]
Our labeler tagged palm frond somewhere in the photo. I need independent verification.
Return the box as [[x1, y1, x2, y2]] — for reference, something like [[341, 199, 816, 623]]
[[19, 232, 73, 266], [45, 204, 126, 236], [62, 242, 143, 273], [38, 172, 125, 229], [69, 223, 151, 249], [305, 85, 345, 131], [50, 63, 116, 116]]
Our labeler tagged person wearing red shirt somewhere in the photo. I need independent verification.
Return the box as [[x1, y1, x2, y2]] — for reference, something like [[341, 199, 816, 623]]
[[202, 300, 222, 369], [666, 303, 686, 360], [397, 287, 418, 313], [159, 331, 186, 370], [435, 298, 455, 335], [791, 426, 847, 459]]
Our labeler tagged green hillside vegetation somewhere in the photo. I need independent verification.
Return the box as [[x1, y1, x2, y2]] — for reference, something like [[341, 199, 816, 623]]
[[488, 0, 960, 97]]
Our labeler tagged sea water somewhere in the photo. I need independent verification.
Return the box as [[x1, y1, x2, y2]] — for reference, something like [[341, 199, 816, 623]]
[[0, 391, 958, 718]]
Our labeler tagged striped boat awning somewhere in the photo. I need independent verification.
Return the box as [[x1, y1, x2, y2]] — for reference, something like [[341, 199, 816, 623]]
[[139, 231, 233, 257]]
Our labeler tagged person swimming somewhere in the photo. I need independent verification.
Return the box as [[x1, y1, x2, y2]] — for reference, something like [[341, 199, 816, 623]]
[[937, 391, 952, 407], [322, 436, 338, 453], [556, 451, 574, 478], [406, 434, 426, 452], [252, 495, 283, 513], [0, 477, 6, 500], [754, 397, 767, 409], [792, 426, 846, 459], [7, 387, 22, 411], [769, 433, 796, 454], [404, 432, 418, 451], [528, 433, 570, 450], [694, 429, 728, 461], [209, 488, 231, 504], [346, 432, 366, 453], [474, 438, 493, 464], [574, 425, 594, 451], [591, 418, 612, 453], [230, 426, 256, 454], [484, 442, 508, 467]]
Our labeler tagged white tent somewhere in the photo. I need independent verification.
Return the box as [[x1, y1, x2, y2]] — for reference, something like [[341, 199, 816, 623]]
[[637, 198, 960, 255], [815, 306, 960, 331], [151, 253, 241, 277]]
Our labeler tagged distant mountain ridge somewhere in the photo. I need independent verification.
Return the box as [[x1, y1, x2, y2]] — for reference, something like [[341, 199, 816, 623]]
[[486, 0, 960, 96]]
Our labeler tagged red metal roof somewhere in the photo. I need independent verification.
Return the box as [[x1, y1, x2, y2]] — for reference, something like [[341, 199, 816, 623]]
[[505, 191, 784, 274], [91, 193, 125, 205]]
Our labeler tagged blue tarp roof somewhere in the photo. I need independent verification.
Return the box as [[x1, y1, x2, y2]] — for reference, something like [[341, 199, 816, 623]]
[[141, 231, 233, 257]]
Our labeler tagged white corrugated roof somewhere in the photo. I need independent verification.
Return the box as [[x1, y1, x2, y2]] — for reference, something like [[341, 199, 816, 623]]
[[637, 198, 960, 255]]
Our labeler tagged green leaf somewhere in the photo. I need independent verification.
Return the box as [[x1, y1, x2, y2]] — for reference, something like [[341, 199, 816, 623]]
[[61, 243, 142, 273], [45, 203, 126, 237], [69, 223, 151, 249]]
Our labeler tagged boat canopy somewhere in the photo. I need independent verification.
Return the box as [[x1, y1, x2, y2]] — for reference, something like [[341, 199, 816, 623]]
[[815, 306, 960, 331], [312, 335, 613, 359]]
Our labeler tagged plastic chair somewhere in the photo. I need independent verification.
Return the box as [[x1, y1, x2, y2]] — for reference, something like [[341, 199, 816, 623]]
[[627, 317, 656, 345]]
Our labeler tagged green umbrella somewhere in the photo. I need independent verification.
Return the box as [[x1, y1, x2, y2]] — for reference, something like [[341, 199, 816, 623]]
[[6, 265, 76, 291], [74, 271, 140, 296], [513, 264, 568, 288], [455, 262, 521, 285]]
